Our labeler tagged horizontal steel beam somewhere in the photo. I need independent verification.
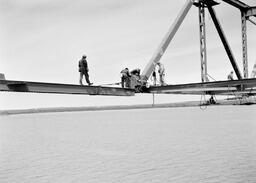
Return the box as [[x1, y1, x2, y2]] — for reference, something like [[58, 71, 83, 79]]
[[194, 0, 219, 7], [246, 7, 256, 17], [145, 78, 256, 96], [222, 0, 249, 10], [0, 80, 135, 96]]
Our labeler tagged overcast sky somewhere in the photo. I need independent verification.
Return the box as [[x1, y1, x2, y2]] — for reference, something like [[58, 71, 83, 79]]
[[0, 0, 256, 109]]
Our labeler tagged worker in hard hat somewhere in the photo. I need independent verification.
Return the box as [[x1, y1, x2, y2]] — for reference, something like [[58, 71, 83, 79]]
[[130, 68, 140, 76], [78, 55, 93, 85], [129, 68, 142, 90], [227, 71, 234, 80], [157, 62, 165, 86], [120, 68, 131, 88]]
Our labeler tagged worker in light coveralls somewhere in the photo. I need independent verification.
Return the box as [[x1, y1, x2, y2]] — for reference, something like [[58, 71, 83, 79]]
[[157, 62, 166, 86], [227, 71, 234, 80], [251, 62, 256, 78], [78, 55, 92, 85]]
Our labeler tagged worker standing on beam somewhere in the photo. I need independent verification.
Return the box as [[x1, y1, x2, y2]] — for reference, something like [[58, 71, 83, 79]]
[[120, 68, 131, 88], [251, 61, 256, 78], [227, 71, 234, 80], [78, 55, 92, 86], [152, 69, 157, 86], [157, 62, 166, 86]]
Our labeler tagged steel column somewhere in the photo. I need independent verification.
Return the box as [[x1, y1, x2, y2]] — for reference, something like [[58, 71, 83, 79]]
[[207, 6, 242, 79], [241, 11, 248, 78], [198, 3, 208, 82]]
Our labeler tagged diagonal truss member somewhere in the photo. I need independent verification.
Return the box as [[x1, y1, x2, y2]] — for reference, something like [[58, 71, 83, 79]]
[[207, 5, 243, 80], [223, 0, 256, 78]]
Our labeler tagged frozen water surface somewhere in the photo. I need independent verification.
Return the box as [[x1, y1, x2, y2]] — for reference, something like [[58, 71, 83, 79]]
[[0, 106, 256, 182]]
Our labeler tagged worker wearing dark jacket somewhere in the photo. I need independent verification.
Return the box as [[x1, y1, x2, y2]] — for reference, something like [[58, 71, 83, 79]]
[[120, 68, 131, 88], [79, 55, 92, 85]]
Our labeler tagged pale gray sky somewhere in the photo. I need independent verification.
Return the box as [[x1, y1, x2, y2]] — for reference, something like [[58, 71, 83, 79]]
[[0, 0, 256, 109]]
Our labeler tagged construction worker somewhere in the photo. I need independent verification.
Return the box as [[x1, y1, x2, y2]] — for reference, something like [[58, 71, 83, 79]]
[[208, 95, 216, 104], [78, 55, 92, 85], [151, 63, 158, 86], [152, 70, 157, 86], [0, 73, 5, 80], [130, 68, 142, 91], [227, 71, 234, 80], [130, 68, 140, 76], [120, 68, 131, 88], [157, 62, 165, 86], [251, 61, 256, 78]]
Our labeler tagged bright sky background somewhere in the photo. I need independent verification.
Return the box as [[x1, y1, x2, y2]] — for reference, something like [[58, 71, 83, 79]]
[[0, 0, 256, 109]]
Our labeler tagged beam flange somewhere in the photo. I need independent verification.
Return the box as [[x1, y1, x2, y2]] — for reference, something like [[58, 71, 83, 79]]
[[0, 80, 135, 96], [145, 78, 256, 96]]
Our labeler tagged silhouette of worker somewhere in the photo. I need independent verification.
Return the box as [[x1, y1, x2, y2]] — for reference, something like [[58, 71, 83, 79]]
[[120, 68, 131, 88], [152, 70, 157, 86], [78, 55, 92, 85], [227, 71, 234, 80], [157, 62, 165, 86]]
